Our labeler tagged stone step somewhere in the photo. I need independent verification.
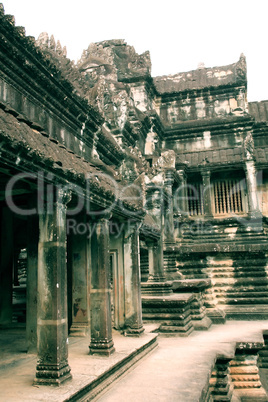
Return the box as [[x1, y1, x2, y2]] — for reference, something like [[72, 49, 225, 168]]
[[224, 305, 268, 319], [217, 298, 268, 305], [213, 294, 268, 300], [142, 293, 195, 335], [67, 332, 158, 401]]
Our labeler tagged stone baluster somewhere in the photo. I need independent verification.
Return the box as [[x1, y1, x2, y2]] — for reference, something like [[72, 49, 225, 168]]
[[89, 214, 115, 355], [34, 188, 72, 385]]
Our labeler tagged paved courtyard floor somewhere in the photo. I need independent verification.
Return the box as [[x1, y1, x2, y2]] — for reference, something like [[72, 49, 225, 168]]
[[97, 321, 268, 402], [0, 321, 268, 401]]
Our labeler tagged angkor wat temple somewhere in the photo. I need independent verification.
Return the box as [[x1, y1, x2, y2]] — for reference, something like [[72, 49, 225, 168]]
[[1, 3, 268, 400]]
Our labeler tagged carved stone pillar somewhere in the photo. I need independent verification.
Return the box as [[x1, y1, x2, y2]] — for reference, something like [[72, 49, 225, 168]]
[[147, 239, 165, 282], [163, 170, 180, 278], [0, 207, 13, 326], [89, 215, 115, 355], [69, 212, 90, 337], [26, 201, 38, 352], [124, 222, 144, 336], [244, 160, 261, 218], [148, 188, 163, 228], [35, 189, 72, 385], [164, 169, 175, 243], [175, 168, 188, 217], [243, 131, 261, 220], [200, 168, 213, 218]]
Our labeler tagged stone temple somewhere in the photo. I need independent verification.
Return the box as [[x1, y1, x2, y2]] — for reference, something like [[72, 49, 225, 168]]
[[0, 3, 268, 400]]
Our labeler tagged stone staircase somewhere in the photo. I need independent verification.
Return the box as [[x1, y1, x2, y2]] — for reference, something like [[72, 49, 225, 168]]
[[206, 340, 268, 401], [177, 251, 268, 320]]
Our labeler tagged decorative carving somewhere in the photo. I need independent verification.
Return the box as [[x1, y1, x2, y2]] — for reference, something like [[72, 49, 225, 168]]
[[236, 53, 247, 81], [158, 150, 176, 169], [244, 131, 254, 160]]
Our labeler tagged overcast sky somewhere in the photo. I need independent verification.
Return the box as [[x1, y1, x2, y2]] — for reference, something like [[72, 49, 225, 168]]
[[3, 0, 268, 102]]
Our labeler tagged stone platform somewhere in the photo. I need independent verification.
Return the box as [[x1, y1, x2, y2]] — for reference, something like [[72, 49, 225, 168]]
[[0, 328, 158, 401], [172, 279, 212, 330], [142, 293, 195, 336]]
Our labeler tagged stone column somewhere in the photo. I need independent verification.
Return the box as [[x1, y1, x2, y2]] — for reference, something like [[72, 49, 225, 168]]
[[26, 204, 38, 353], [69, 212, 90, 337], [0, 207, 13, 326], [147, 239, 165, 282], [163, 170, 179, 278], [89, 215, 115, 355], [164, 169, 175, 243], [34, 189, 72, 385], [124, 222, 144, 336], [244, 160, 261, 218], [175, 168, 188, 218], [201, 168, 213, 218]]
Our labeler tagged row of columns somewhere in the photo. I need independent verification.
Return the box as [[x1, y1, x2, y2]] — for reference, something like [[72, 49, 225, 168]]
[[20, 189, 145, 385], [146, 179, 178, 280]]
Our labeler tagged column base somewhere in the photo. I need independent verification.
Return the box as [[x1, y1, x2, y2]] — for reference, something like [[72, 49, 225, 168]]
[[34, 362, 72, 386], [89, 338, 115, 356], [69, 323, 89, 337], [124, 326, 145, 337]]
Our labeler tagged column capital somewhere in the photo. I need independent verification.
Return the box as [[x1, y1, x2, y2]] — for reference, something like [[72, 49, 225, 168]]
[[56, 187, 72, 205], [39, 186, 72, 213], [124, 220, 142, 241], [200, 167, 211, 178], [175, 169, 187, 182], [164, 168, 175, 186]]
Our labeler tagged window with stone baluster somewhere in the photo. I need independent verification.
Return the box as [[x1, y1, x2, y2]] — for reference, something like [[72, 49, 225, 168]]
[[186, 171, 248, 217], [187, 181, 204, 216], [212, 177, 247, 215]]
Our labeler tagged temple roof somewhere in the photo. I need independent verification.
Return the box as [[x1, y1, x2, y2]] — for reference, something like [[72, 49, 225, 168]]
[[154, 55, 247, 94], [0, 101, 144, 215]]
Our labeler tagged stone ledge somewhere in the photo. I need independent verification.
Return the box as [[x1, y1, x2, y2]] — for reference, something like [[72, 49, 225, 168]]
[[67, 333, 158, 401], [172, 278, 211, 292]]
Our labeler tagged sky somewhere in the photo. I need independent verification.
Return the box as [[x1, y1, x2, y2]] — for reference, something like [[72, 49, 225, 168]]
[[3, 0, 268, 102]]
